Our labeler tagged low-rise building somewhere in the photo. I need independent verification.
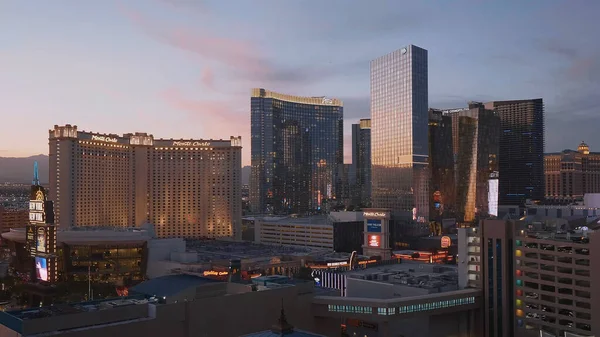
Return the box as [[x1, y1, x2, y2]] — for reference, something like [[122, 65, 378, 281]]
[[147, 240, 319, 279], [311, 261, 482, 337], [253, 212, 364, 253], [0, 275, 322, 337], [545, 142, 600, 202], [1, 224, 184, 286], [458, 219, 599, 337], [0, 205, 28, 234]]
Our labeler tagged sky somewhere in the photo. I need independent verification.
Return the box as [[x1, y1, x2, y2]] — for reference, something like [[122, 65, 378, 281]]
[[1, 0, 599, 166]]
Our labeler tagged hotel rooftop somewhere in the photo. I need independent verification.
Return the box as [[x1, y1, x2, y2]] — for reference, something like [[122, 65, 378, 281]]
[[185, 240, 322, 263], [344, 262, 459, 294]]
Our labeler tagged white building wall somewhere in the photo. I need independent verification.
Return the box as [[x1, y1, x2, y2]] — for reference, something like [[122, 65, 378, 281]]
[[254, 220, 333, 250]]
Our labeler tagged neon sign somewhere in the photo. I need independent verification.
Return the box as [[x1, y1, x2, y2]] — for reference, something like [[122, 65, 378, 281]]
[[364, 212, 387, 218], [172, 141, 211, 147], [358, 259, 377, 265], [203, 270, 228, 277], [91, 135, 118, 143]]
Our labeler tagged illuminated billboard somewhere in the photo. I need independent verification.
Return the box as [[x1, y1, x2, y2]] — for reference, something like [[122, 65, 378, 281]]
[[37, 227, 47, 253], [441, 236, 452, 249], [366, 219, 381, 232], [35, 257, 48, 281], [368, 235, 381, 248], [488, 178, 499, 217], [26, 226, 36, 257]]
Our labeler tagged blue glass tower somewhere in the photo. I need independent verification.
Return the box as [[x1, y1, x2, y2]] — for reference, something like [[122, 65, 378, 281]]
[[250, 88, 343, 215]]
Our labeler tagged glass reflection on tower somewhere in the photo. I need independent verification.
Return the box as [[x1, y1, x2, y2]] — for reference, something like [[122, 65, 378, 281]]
[[452, 104, 499, 222], [351, 119, 372, 207], [430, 103, 500, 223], [250, 89, 343, 215], [428, 109, 455, 221], [371, 45, 429, 227]]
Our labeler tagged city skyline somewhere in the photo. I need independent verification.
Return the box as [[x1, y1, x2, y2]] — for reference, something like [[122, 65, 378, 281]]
[[1, 0, 599, 165]]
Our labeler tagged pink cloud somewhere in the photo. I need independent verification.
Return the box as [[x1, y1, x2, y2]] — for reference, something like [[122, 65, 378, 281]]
[[161, 88, 250, 164], [119, 4, 269, 80], [567, 57, 597, 81], [157, 0, 207, 12], [161, 88, 248, 137], [200, 67, 216, 90]]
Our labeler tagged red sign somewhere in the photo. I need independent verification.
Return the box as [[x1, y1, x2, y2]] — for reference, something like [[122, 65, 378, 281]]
[[368, 235, 381, 248]]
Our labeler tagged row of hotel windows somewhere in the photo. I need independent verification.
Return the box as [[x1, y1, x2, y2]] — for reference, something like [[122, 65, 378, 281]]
[[78, 141, 238, 152], [327, 297, 476, 315]]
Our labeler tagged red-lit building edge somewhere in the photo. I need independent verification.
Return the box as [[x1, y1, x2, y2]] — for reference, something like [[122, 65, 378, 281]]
[[393, 250, 453, 264]]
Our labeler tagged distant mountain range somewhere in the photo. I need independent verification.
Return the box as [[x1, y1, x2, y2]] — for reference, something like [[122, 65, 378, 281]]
[[0, 155, 49, 184], [0, 155, 251, 186]]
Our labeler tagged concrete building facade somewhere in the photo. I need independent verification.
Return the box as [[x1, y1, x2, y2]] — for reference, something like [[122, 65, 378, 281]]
[[0, 206, 28, 233], [0, 272, 484, 337], [545, 142, 600, 202], [459, 219, 598, 337], [254, 216, 334, 250], [48, 125, 242, 239]]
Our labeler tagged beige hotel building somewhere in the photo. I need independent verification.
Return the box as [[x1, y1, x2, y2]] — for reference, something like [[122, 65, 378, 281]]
[[49, 124, 242, 239]]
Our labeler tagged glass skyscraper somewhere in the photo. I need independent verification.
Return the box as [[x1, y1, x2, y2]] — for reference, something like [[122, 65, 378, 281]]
[[250, 88, 343, 215], [429, 103, 500, 224], [484, 99, 545, 206], [428, 109, 455, 221], [351, 119, 371, 207], [448, 103, 500, 223], [371, 45, 429, 225]]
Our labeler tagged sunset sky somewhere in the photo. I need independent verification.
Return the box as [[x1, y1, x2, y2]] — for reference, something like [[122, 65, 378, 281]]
[[1, 0, 599, 166]]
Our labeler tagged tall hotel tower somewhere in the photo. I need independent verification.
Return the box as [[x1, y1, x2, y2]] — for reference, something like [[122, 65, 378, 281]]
[[250, 88, 344, 215], [48, 125, 242, 239], [370, 45, 429, 228], [484, 99, 545, 206], [429, 103, 500, 223], [351, 119, 372, 207]]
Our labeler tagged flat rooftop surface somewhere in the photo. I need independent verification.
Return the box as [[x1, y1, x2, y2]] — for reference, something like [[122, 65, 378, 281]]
[[130, 274, 222, 298], [259, 215, 330, 226], [242, 330, 326, 337], [186, 240, 320, 262], [343, 262, 459, 290], [3, 295, 150, 321]]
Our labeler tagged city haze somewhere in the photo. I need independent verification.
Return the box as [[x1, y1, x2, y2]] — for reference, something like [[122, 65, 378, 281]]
[[1, 0, 599, 165]]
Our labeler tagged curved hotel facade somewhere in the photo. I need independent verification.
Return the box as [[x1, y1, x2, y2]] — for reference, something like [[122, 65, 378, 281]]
[[250, 88, 343, 215], [49, 125, 242, 239]]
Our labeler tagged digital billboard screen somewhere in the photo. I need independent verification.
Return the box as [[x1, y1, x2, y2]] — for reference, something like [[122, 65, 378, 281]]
[[35, 256, 48, 281], [368, 235, 381, 248], [488, 179, 499, 217], [441, 236, 452, 248], [36, 227, 46, 253], [366, 219, 381, 232]]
